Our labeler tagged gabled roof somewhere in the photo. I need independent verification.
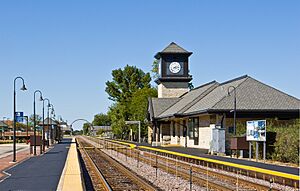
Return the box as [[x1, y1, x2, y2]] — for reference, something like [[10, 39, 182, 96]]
[[211, 77, 300, 111], [39, 118, 58, 125], [149, 97, 180, 119], [93, 126, 112, 131], [0, 121, 8, 127], [149, 75, 300, 120], [155, 42, 192, 59], [158, 81, 218, 118], [183, 75, 248, 115]]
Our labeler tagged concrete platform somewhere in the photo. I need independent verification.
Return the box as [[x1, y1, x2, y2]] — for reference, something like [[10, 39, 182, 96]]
[[0, 138, 72, 191], [114, 139, 299, 177], [57, 137, 84, 191]]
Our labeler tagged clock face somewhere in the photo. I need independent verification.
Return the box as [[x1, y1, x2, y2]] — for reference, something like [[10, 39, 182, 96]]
[[169, 62, 181, 74]]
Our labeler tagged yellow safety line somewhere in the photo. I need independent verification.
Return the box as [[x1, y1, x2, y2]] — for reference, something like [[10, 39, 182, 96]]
[[58, 138, 84, 191], [109, 140, 136, 148], [94, 137, 299, 180], [138, 145, 299, 181]]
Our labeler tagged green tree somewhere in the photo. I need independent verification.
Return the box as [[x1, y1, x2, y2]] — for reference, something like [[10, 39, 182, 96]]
[[105, 65, 157, 139], [107, 103, 128, 139], [82, 123, 90, 135], [128, 88, 157, 137], [16, 122, 27, 131], [105, 65, 151, 102], [93, 113, 111, 126], [151, 59, 159, 79], [96, 128, 104, 136], [29, 114, 42, 127]]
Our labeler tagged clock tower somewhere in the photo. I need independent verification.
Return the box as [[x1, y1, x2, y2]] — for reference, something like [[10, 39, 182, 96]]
[[155, 42, 193, 98]]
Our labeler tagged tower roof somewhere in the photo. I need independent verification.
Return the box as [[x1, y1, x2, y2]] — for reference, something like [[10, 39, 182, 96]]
[[155, 42, 192, 59]]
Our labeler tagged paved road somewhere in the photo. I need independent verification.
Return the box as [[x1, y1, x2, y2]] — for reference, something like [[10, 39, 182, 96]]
[[0, 138, 72, 191], [0, 144, 29, 158]]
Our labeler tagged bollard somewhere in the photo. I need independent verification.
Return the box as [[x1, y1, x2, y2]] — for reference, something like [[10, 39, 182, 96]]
[[166, 154, 168, 173], [137, 149, 139, 168], [190, 165, 193, 191], [206, 162, 209, 190], [155, 152, 158, 179], [236, 170, 239, 191], [175, 156, 178, 179], [269, 178, 274, 191]]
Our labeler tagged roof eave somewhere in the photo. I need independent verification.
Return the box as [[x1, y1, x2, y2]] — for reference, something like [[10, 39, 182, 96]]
[[154, 52, 193, 59]]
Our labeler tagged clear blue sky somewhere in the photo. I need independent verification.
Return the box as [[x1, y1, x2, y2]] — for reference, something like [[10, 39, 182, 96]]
[[0, 1, 299, 130]]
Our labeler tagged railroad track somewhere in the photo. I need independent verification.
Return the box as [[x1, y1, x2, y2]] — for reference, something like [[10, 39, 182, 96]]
[[77, 137, 158, 191], [85, 136, 287, 191]]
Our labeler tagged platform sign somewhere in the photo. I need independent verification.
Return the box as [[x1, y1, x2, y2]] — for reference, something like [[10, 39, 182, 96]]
[[15, 112, 24, 123], [246, 120, 266, 142]]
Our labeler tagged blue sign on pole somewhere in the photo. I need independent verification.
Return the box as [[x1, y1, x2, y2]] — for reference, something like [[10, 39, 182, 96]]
[[15, 112, 24, 123]]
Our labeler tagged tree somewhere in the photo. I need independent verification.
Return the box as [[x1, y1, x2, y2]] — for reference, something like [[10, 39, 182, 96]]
[[151, 59, 159, 79], [73, 130, 83, 135], [107, 103, 128, 139], [82, 123, 90, 135], [29, 114, 42, 127], [96, 128, 104, 136], [93, 113, 111, 126], [105, 65, 151, 102], [16, 122, 27, 131], [105, 65, 157, 139], [128, 88, 157, 137]]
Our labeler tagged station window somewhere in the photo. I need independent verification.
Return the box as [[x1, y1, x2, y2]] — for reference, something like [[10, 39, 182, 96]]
[[172, 122, 175, 137], [188, 117, 199, 139]]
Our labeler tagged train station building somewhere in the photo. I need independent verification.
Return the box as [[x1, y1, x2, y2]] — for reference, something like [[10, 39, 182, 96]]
[[147, 42, 300, 153]]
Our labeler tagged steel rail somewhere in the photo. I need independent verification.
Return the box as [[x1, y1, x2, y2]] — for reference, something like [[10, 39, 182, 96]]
[[78, 136, 158, 191], [77, 138, 112, 191], [94, 137, 285, 191]]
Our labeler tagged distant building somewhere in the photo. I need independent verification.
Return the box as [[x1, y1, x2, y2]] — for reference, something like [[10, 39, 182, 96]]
[[148, 42, 300, 154], [92, 126, 113, 138], [59, 121, 71, 135], [0, 121, 8, 138]]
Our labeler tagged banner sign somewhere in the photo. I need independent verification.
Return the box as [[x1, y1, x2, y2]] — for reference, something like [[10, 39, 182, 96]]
[[15, 112, 24, 123], [246, 120, 266, 142]]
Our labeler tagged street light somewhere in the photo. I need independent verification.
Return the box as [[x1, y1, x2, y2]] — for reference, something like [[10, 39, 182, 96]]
[[33, 90, 43, 155], [227, 86, 237, 135], [49, 104, 55, 144], [42, 98, 50, 151], [13, 77, 27, 162]]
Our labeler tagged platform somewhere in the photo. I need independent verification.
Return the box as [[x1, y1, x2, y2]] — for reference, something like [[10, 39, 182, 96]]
[[110, 139, 299, 178], [0, 138, 72, 191], [57, 137, 84, 191]]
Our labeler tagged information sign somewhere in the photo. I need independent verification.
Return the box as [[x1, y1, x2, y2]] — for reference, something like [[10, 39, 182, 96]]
[[246, 120, 266, 142], [15, 112, 24, 123]]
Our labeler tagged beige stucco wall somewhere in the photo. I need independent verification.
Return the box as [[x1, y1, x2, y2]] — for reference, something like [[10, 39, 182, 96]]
[[158, 82, 189, 98], [147, 126, 153, 144]]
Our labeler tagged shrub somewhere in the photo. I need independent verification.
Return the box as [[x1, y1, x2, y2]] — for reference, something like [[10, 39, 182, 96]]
[[270, 120, 299, 164]]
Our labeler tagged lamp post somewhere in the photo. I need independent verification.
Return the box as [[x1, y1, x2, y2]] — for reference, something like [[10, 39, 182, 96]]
[[49, 104, 55, 145], [33, 90, 43, 156], [42, 98, 50, 151], [13, 77, 27, 162], [227, 86, 237, 135]]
